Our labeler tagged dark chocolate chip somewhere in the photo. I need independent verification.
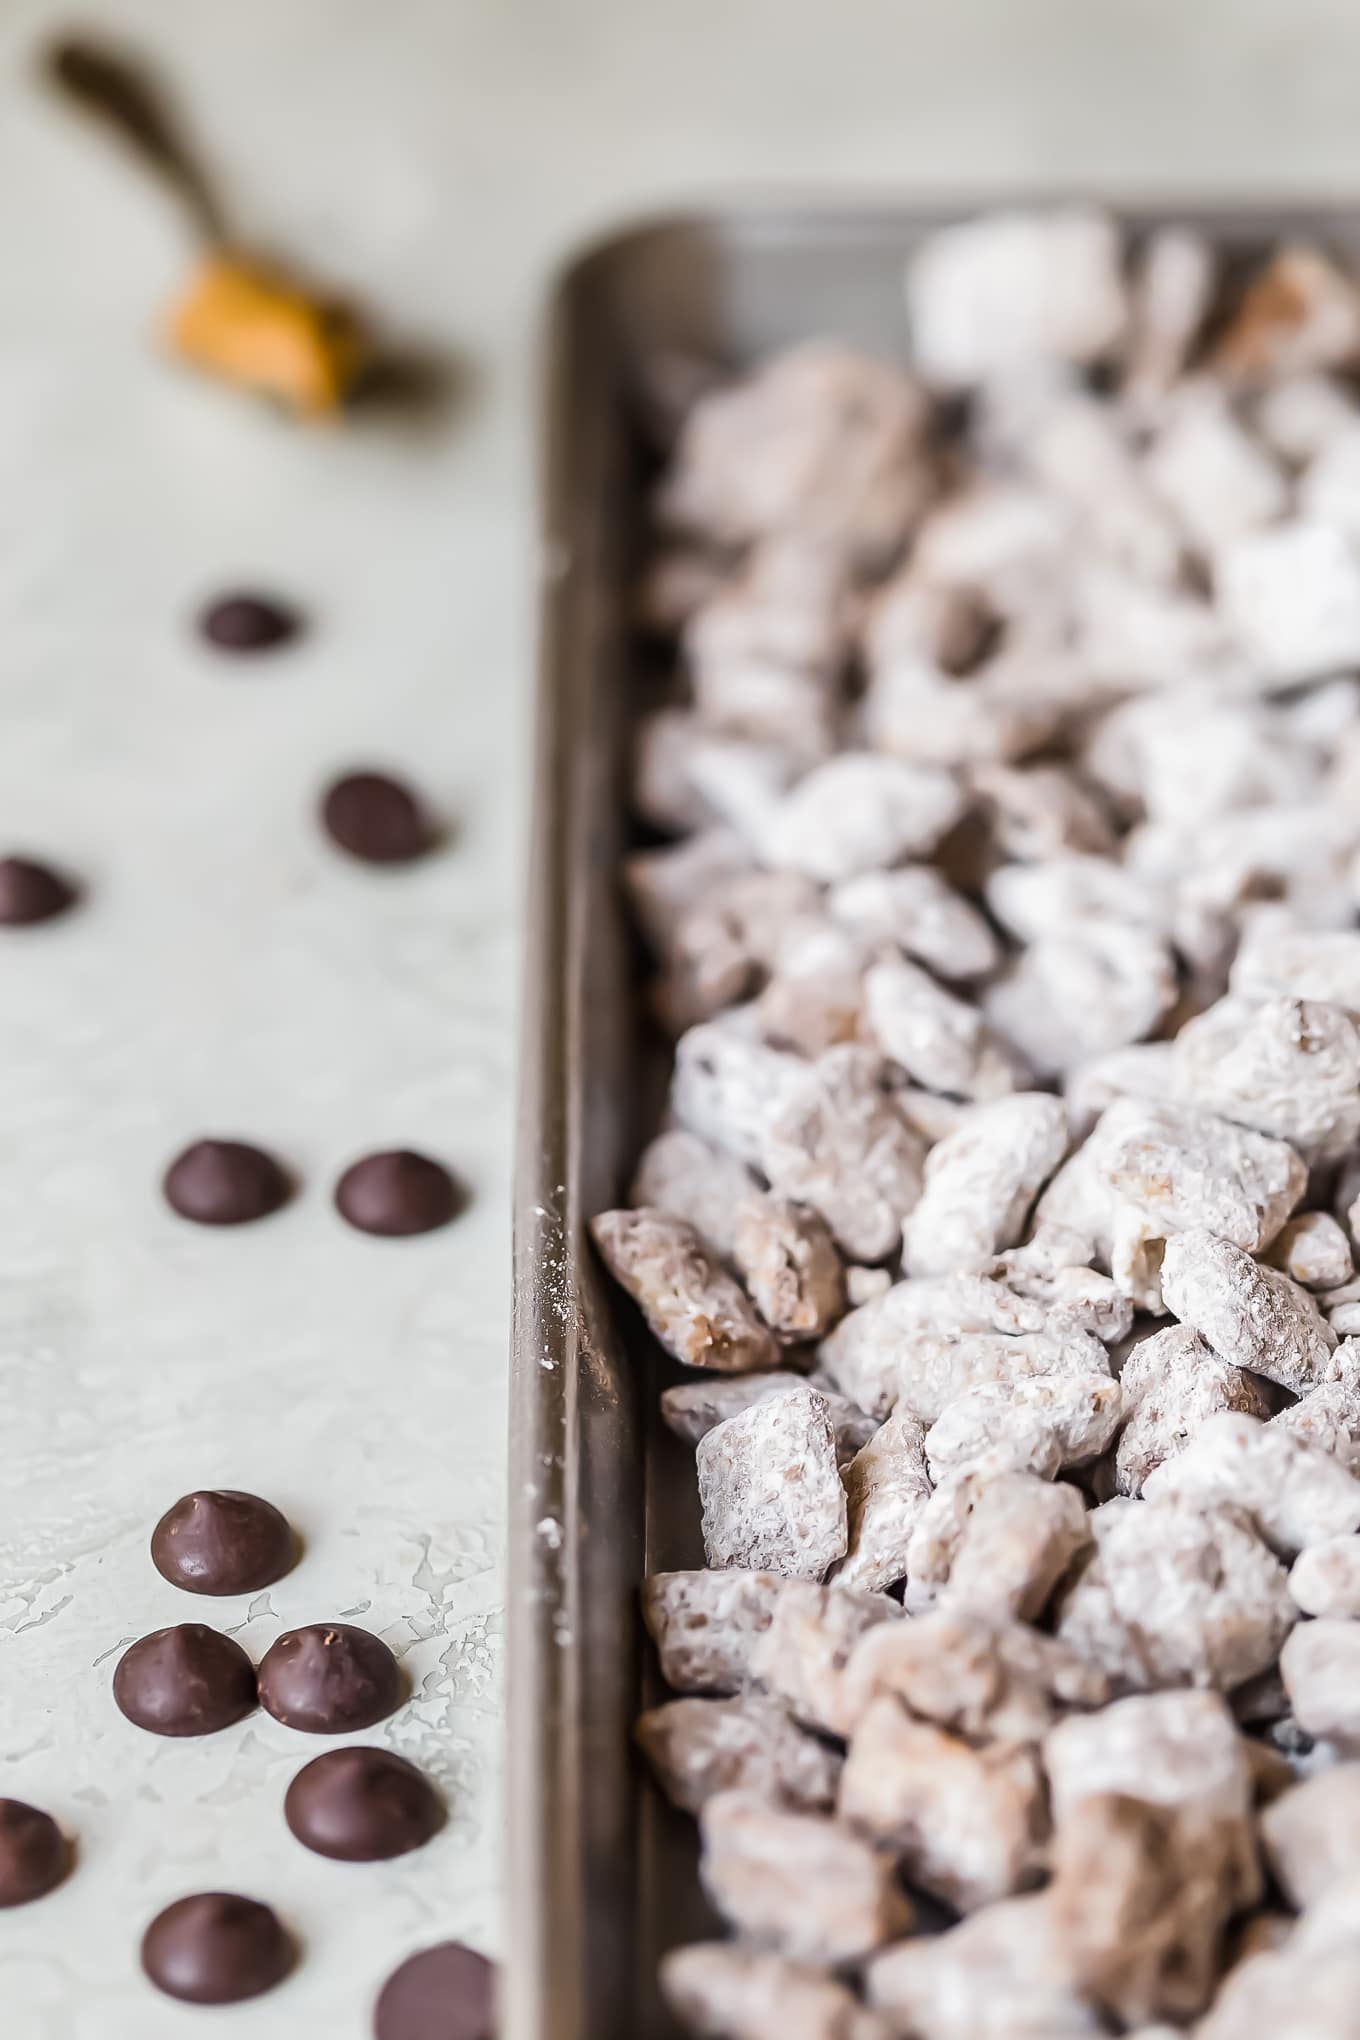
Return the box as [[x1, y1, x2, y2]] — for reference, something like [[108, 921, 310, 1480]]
[[334, 1151, 460, 1237], [0, 857, 76, 927], [373, 1941, 496, 2040], [321, 771, 429, 864], [257, 1623, 402, 1734], [0, 1800, 69, 1907], [113, 1623, 257, 1737], [151, 1490, 296, 1596], [162, 1139, 290, 1226], [199, 594, 301, 653], [141, 1891, 294, 2004], [284, 1747, 443, 1862]]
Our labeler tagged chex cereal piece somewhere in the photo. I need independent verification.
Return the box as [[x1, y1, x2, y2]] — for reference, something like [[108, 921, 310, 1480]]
[[685, 535, 851, 689], [1218, 519, 1360, 682], [986, 851, 1167, 943], [1197, 1897, 1360, 2040], [661, 1943, 891, 2040], [1256, 372, 1360, 463], [687, 732, 826, 834], [749, 1579, 902, 1738], [1260, 1766, 1360, 1909], [1269, 1211, 1355, 1291], [864, 956, 1021, 1101], [659, 341, 935, 563], [757, 921, 868, 1058], [864, 659, 1063, 771], [636, 1694, 842, 1815], [895, 1326, 1111, 1427], [671, 1012, 809, 1167], [696, 1385, 848, 1578], [988, 1232, 1136, 1346], [1158, 1215, 1337, 1395], [1144, 379, 1288, 556], [1160, 1230, 1337, 1393], [860, 574, 1004, 675], [970, 760, 1116, 862], [866, 1893, 1098, 2040], [591, 1208, 777, 1373], [642, 1569, 784, 1695], [632, 709, 741, 834], [633, 544, 726, 636], [840, 1696, 1048, 1912], [830, 864, 1000, 979], [984, 922, 1179, 1076], [842, 1265, 893, 1308], [755, 753, 966, 883], [817, 1271, 1052, 1418], [1091, 1097, 1306, 1256], [760, 1044, 927, 1264], [927, 1374, 1123, 1485], [1214, 245, 1360, 384], [1229, 924, 1360, 1014], [1301, 421, 1360, 544], [909, 480, 1073, 610], [625, 826, 753, 954], [1053, 1496, 1296, 1690], [1048, 1792, 1244, 2025], [698, 1788, 912, 1966], [630, 1128, 760, 1260], [1322, 1280, 1360, 1338], [1290, 1535, 1360, 1619], [839, 1608, 1109, 1743], [1124, 225, 1216, 400], [835, 1405, 933, 1593], [1171, 995, 1360, 1160], [1280, 1618, 1360, 1744], [905, 207, 1128, 387], [904, 1469, 1091, 1622], [662, 1374, 877, 1465], [1143, 1411, 1360, 1557], [904, 1092, 1070, 1277], [1065, 1041, 1179, 1143], [1031, 1143, 1117, 1268], [732, 1195, 845, 1342], [1115, 1325, 1274, 1498], [660, 870, 828, 1033], [1043, 1689, 1258, 1905], [1273, 1378, 1360, 1472]]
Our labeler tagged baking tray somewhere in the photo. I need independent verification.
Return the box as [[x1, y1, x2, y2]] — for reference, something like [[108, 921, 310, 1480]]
[[507, 201, 1352, 2040]]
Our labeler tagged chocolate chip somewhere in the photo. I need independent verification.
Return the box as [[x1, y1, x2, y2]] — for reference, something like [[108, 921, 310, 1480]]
[[335, 1151, 460, 1237], [141, 1892, 294, 2004], [151, 1490, 296, 1596], [321, 771, 429, 863], [284, 1748, 443, 1862], [113, 1623, 257, 1737], [0, 857, 76, 927], [199, 594, 301, 653], [257, 1623, 402, 1734], [374, 1941, 496, 2040], [162, 1139, 290, 1226], [0, 1800, 69, 1907]]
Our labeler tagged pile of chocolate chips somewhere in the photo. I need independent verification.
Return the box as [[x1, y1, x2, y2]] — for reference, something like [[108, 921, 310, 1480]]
[[4, 597, 493, 2034]]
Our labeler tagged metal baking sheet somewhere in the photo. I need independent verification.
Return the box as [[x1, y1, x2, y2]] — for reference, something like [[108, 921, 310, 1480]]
[[507, 201, 1357, 2040]]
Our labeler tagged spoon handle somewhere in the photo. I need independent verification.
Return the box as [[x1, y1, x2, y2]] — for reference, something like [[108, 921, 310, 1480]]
[[43, 35, 230, 247]]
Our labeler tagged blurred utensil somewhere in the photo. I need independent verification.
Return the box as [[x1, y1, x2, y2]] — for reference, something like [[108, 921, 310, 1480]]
[[44, 32, 370, 418]]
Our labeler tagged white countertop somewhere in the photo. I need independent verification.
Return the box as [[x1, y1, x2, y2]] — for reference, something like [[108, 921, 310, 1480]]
[[5, 0, 1360, 2033]]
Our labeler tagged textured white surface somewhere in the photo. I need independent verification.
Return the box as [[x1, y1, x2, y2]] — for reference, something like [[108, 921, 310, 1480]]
[[5, 0, 1360, 2034]]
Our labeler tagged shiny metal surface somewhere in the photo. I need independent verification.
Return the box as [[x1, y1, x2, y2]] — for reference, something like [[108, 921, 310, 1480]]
[[508, 203, 1354, 2040]]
